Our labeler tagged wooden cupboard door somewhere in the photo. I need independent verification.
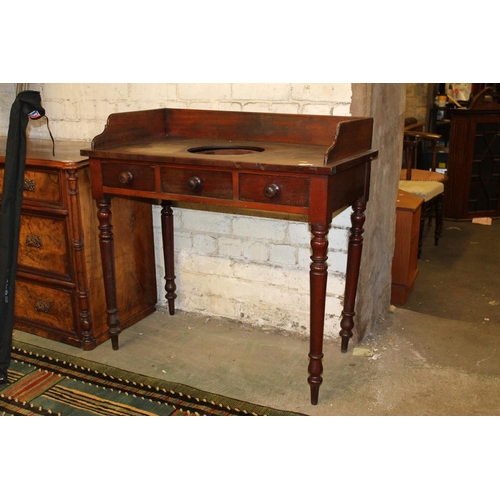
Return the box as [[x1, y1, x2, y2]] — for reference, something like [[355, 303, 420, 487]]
[[447, 110, 500, 220], [468, 120, 500, 215]]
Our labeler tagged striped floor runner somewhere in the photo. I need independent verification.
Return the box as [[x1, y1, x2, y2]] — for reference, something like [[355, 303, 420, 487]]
[[1, 341, 303, 416]]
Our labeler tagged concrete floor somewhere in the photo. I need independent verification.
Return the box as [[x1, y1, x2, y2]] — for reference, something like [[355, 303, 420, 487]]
[[12, 220, 500, 416]]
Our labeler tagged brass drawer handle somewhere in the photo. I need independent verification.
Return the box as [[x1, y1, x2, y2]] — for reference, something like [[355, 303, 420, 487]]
[[26, 235, 42, 248], [187, 176, 202, 190], [34, 300, 51, 314], [264, 183, 280, 198], [118, 171, 134, 184], [23, 178, 36, 192]]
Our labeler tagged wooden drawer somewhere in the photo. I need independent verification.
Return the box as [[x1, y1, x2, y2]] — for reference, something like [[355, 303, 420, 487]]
[[14, 279, 77, 336], [101, 161, 156, 191], [239, 173, 310, 207], [18, 213, 71, 279], [0, 167, 61, 205], [160, 166, 233, 199]]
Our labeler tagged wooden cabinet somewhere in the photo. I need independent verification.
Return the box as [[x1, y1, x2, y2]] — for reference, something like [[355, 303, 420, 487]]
[[0, 138, 157, 350], [391, 190, 423, 305], [444, 87, 500, 220]]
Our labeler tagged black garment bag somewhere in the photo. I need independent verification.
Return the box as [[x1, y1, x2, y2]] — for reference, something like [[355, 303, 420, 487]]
[[0, 90, 48, 384]]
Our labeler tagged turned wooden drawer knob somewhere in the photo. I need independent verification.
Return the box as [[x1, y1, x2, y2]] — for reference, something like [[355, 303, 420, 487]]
[[118, 171, 134, 184], [264, 183, 280, 198], [187, 176, 202, 190]]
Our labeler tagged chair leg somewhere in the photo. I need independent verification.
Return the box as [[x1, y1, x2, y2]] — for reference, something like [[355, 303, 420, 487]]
[[418, 193, 443, 258], [439, 191, 445, 237], [418, 208, 425, 259], [434, 194, 443, 246]]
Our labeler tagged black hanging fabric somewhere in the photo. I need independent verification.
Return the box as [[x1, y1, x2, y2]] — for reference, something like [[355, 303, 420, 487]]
[[0, 90, 47, 384]]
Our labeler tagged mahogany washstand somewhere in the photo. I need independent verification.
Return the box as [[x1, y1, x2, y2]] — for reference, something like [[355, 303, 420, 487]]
[[82, 108, 377, 405]]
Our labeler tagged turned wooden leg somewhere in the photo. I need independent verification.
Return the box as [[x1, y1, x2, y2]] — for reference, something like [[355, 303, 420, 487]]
[[418, 207, 425, 259], [96, 198, 121, 350], [434, 194, 443, 245], [161, 201, 177, 315], [339, 199, 366, 353], [439, 192, 445, 237], [67, 169, 96, 350], [308, 224, 329, 405]]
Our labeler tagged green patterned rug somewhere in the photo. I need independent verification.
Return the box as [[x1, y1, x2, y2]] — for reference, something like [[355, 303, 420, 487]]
[[0, 341, 303, 416]]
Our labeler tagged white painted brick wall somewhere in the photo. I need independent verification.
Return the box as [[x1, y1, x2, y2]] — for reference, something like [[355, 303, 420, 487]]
[[0, 83, 354, 339], [153, 206, 350, 337], [0, 84, 14, 135]]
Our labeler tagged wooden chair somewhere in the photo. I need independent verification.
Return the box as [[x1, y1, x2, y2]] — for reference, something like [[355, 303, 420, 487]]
[[398, 123, 447, 257]]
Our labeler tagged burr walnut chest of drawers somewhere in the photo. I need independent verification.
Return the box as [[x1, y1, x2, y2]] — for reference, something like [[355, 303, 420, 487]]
[[0, 138, 157, 350]]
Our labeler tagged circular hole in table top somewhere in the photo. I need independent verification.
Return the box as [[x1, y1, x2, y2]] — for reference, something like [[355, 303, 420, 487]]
[[187, 146, 265, 155]]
